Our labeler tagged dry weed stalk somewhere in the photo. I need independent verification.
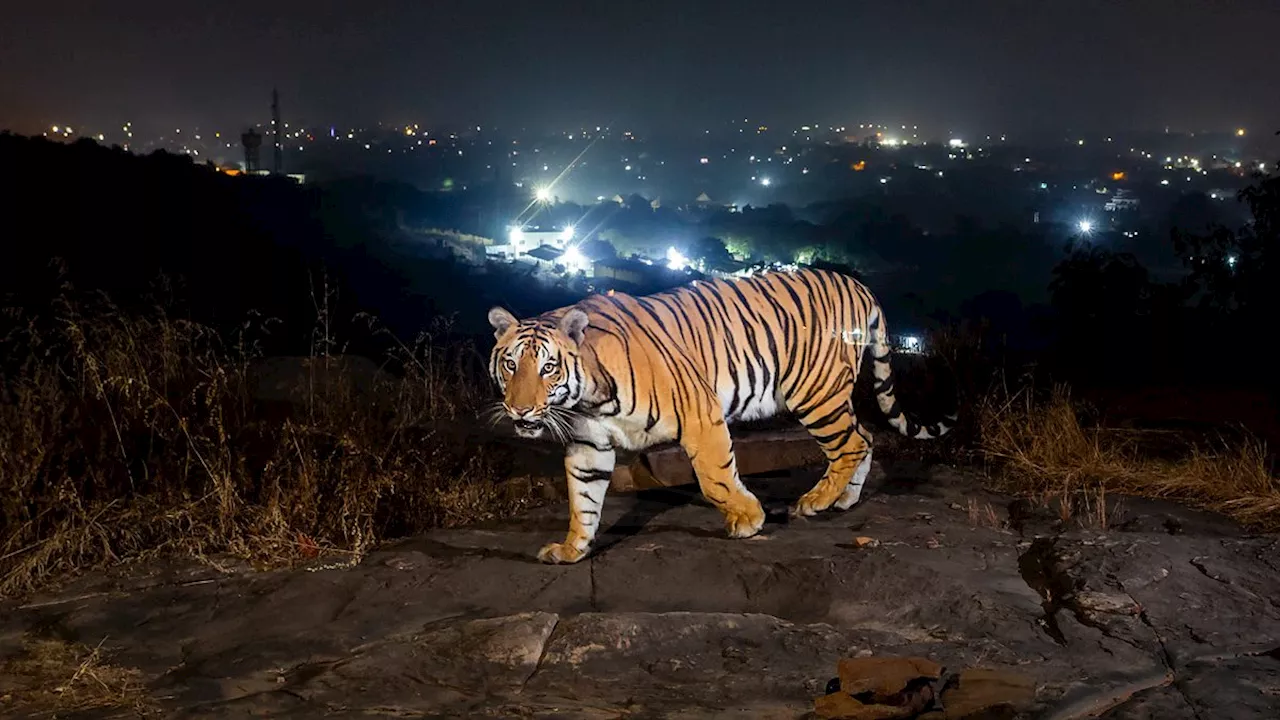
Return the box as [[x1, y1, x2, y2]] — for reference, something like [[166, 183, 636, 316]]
[[966, 498, 1003, 529], [978, 385, 1279, 531]]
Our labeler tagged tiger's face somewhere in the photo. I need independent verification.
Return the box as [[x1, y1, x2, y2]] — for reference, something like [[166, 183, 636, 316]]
[[487, 307, 590, 440]]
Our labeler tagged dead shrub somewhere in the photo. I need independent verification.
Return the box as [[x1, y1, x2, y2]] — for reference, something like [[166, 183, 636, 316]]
[[0, 291, 531, 597], [978, 385, 1279, 531], [0, 637, 153, 715]]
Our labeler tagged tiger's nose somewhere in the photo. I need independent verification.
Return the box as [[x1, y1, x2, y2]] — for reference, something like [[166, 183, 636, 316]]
[[509, 405, 535, 418]]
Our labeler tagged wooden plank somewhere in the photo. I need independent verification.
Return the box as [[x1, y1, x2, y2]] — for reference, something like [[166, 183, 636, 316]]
[[610, 428, 824, 492]]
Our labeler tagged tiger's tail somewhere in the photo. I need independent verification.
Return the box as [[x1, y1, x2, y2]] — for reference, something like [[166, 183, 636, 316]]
[[866, 306, 955, 439]]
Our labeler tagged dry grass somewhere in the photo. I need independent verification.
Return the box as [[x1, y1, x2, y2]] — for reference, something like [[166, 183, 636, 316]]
[[0, 636, 154, 716], [978, 385, 1280, 531], [0, 289, 533, 598]]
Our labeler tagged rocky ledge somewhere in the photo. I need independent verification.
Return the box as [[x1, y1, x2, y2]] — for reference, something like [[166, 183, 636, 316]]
[[2, 462, 1277, 718]]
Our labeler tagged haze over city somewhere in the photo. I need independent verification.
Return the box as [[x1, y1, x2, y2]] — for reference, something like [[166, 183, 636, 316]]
[[4, 0, 1280, 136]]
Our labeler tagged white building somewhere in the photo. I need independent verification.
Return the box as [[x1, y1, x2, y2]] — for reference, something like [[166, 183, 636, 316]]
[[1105, 189, 1140, 212], [485, 225, 575, 259]]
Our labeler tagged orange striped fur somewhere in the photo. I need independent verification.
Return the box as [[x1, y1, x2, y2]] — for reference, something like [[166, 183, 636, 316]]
[[487, 266, 951, 564]]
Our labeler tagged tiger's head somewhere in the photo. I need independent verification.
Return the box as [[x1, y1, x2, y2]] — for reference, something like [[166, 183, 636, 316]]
[[487, 306, 590, 441]]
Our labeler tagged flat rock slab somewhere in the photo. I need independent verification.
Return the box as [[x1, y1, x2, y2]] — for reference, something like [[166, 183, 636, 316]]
[[2, 463, 1278, 718], [612, 428, 825, 491]]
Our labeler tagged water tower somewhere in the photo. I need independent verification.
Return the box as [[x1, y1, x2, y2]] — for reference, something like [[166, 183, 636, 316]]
[[241, 128, 263, 173]]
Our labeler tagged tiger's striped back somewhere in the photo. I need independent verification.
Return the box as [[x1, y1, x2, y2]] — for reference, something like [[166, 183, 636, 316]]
[[576, 266, 951, 439]]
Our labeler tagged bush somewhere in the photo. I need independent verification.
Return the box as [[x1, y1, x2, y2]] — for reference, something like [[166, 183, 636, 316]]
[[0, 291, 532, 597], [977, 385, 1280, 530]]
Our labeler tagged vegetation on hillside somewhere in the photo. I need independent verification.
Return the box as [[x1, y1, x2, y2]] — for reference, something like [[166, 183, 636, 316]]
[[0, 289, 533, 597]]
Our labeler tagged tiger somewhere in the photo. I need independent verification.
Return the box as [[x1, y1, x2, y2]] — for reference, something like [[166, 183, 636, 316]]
[[486, 266, 952, 564]]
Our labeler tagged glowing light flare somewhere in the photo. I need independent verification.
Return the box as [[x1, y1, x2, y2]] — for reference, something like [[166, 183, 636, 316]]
[[508, 227, 525, 246], [666, 247, 689, 271], [561, 246, 588, 273], [1078, 220, 1094, 234], [560, 226, 575, 242], [759, 177, 772, 187], [535, 187, 553, 202]]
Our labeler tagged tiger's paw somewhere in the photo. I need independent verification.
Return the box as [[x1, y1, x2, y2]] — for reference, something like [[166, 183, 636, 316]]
[[790, 488, 839, 518], [723, 500, 766, 539], [537, 542, 587, 565]]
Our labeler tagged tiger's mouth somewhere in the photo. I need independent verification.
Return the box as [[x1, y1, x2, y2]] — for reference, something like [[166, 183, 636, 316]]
[[513, 419, 544, 438]]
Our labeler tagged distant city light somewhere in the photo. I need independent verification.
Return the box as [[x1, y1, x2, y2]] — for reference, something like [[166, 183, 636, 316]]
[[535, 187, 552, 202], [1077, 220, 1094, 234], [1236, 128, 1246, 137], [699, 157, 709, 165], [1160, 179, 1170, 185], [666, 247, 689, 271], [560, 225, 575, 242], [759, 176, 772, 187], [879, 177, 889, 184], [561, 246, 588, 273], [948, 138, 965, 148], [1226, 254, 1238, 268]]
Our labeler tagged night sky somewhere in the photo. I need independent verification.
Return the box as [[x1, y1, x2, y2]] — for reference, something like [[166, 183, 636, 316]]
[[3, 0, 1278, 136]]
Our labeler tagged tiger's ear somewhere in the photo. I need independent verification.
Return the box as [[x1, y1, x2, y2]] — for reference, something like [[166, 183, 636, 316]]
[[488, 307, 518, 339], [559, 308, 589, 345]]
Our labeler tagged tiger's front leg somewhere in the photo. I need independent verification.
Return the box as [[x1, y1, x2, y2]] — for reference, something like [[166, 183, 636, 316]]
[[683, 421, 766, 539], [538, 441, 615, 564]]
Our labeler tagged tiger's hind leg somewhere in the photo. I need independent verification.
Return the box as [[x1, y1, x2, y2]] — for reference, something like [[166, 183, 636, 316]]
[[789, 371, 873, 516], [833, 430, 873, 510]]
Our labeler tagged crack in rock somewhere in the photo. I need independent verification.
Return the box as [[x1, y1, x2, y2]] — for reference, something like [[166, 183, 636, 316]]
[[1114, 575, 1206, 720], [518, 613, 561, 693], [1017, 536, 1069, 646], [588, 556, 599, 611]]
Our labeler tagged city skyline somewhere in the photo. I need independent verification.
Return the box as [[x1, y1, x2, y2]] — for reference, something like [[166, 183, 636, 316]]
[[3, 1, 1279, 137]]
